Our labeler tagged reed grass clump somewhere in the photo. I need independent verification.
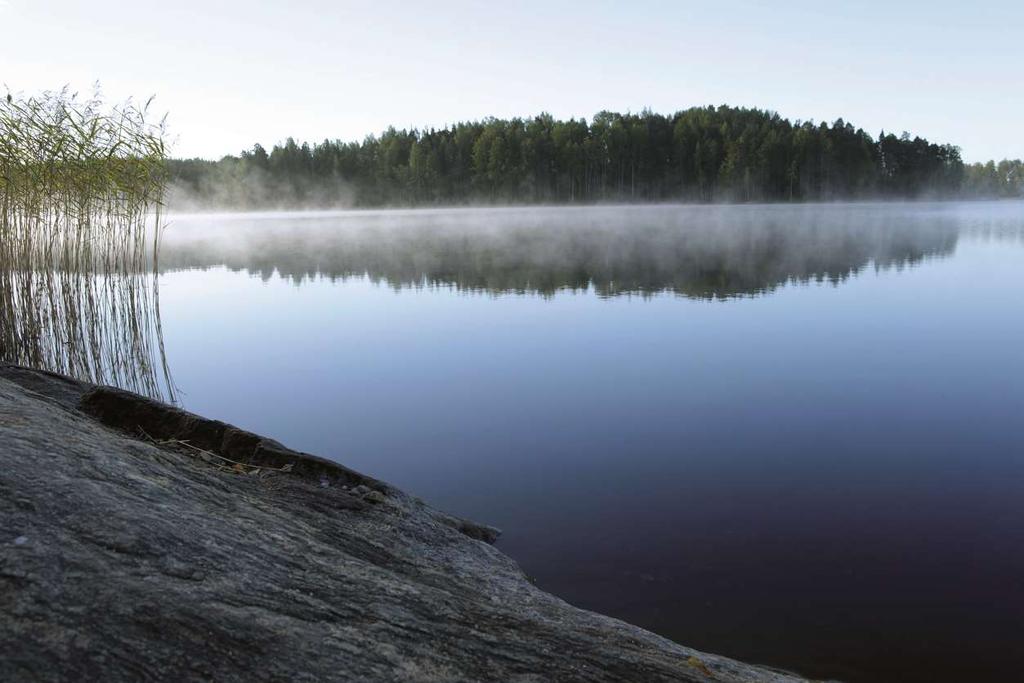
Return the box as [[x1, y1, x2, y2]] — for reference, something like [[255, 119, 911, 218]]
[[0, 88, 175, 400]]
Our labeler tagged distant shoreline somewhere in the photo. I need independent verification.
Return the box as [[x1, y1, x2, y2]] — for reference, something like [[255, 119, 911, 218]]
[[160, 195, 1024, 219], [167, 106, 1022, 211]]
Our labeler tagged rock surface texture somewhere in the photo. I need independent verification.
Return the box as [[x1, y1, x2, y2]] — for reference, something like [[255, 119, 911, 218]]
[[0, 366, 816, 682]]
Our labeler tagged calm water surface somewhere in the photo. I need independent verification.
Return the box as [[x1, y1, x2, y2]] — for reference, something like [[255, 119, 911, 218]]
[[156, 203, 1023, 682]]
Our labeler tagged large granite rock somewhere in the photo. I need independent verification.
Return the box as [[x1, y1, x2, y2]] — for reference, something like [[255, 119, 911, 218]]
[[0, 366, 814, 682]]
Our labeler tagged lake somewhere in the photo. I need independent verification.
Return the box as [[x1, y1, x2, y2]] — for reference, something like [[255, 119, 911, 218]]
[[72, 203, 1024, 681]]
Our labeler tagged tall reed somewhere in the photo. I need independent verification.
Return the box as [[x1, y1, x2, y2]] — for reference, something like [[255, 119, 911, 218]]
[[0, 88, 175, 400]]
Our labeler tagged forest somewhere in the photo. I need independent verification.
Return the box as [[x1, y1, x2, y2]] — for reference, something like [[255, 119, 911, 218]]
[[168, 106, 1023, 208]]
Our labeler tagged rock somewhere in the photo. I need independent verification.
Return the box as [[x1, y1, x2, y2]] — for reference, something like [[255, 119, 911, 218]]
[[0, 365, 816, 683], [364, 490, 387, 505]]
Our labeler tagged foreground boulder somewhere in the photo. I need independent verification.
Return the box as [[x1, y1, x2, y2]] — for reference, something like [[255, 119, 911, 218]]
[[0, 366, 812, 682]]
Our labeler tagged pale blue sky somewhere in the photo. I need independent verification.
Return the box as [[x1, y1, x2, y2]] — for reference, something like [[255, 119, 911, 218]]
[[2, 0, 1020, 161]]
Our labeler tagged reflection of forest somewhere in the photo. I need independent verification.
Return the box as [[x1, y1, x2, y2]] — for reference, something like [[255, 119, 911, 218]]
[[160, 207, 962, 298]]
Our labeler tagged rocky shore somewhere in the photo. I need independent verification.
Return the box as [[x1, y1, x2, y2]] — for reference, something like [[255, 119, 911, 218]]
[[0, 365, 817, 682]]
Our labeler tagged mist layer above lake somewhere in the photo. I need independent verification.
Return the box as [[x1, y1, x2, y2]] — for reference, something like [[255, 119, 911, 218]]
[[156, 202, 1024, 682]]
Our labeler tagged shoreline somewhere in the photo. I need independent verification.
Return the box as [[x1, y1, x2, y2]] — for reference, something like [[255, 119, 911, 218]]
[[159, 196, 1024, 220], [0, 364, 821, 682]]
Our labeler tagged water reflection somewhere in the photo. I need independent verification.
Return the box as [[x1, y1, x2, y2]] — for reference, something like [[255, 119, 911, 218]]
[[152, 202, 1024, 683], [159, 204, 969, 298], [8, 201, 1024, 682], [6, 201, 993, 407], [0, 241, 175, 402]]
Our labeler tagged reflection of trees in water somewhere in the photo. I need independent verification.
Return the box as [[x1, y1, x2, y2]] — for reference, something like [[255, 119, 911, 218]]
[[160, 206, 964, 298]]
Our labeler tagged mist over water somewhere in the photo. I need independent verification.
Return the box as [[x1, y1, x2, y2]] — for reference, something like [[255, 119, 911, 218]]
[[158, 203, 981, 297], [150, 202, 1024, 683]]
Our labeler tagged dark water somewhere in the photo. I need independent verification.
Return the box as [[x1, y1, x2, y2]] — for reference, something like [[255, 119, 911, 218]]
[[154, 203, 1023, 682]]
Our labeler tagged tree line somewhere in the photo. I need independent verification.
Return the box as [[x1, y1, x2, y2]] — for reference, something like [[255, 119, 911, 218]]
[[167, 106, 1022, 208]]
